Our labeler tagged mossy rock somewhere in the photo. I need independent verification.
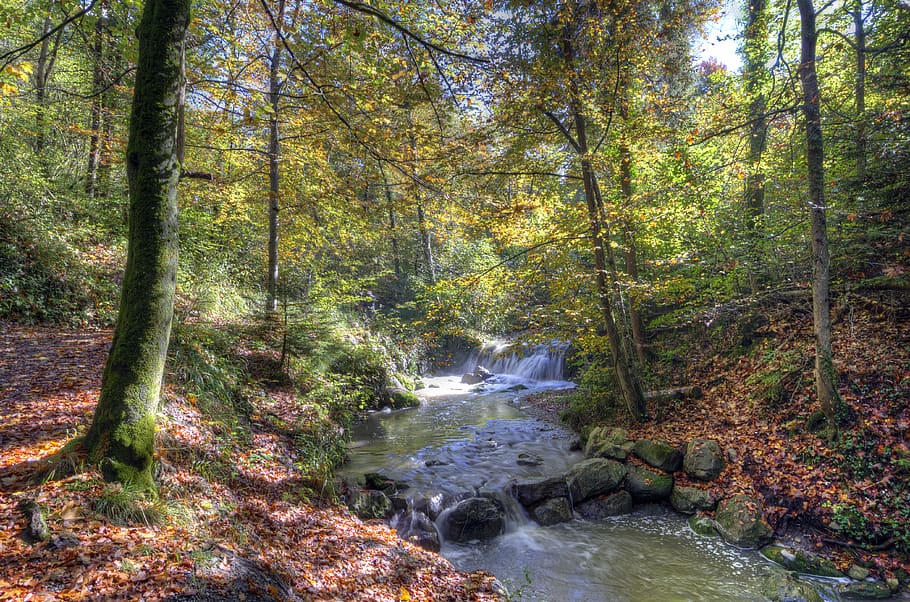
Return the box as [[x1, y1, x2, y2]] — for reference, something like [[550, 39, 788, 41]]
[[688, 513, 718, 537], [670, 485, 716, 514], [683, 439, 726, 481], [714, 494, 772, 548], [633, 439, 683, 472], [761, 546, 844, 578], [575, 491, 634, 520], [347, 490, 393, 520], [566, 458, 626, 504], [625, 464, 673, 502], [530, 497, 573, 526], [584, 427, 633, 460], [761, 572, 824, 602], [387, 387, 420, 409], [838, 580, 894, 599]]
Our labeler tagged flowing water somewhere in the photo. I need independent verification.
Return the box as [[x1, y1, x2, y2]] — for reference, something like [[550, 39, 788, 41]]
[[341, 346, 851, 601]]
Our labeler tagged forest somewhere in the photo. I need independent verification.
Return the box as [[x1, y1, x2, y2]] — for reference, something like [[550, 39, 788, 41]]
[[0, 0, 908, 599]]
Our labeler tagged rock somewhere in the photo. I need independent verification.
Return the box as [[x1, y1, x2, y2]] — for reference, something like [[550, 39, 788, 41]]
[[347, 490, 393, 520], [633, 439, 683, 472], [624, 465, 673, 502], [670, 485, 716, 514], [530, 497, 573, 526], [688, 513, 718, 537], [387, 387, 420, 409], [714, 494, 772, 548], [516, 453, 543, 466], [566, 458, 626, 504], [761, 572, 824, 602], [17, 499, 50, 543], [575, 491, 634, 520], [426, 491, 471, 521], [512, 477, 569, 508], [395, 511, 441, 553], [838, 580, 893, 599], [683, 439, 726, 481], [507, 384, 529, 392], [761, 546, 844, 578], [847, 565, 871, 581], [443, 497, 505, 542], [584, 427, 634, 461], [461, 372, 484, 385], [364, 472, 407, 495]]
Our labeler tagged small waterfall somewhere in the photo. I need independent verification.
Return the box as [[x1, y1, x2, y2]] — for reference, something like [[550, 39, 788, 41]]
[[458, 341, 568, 381]]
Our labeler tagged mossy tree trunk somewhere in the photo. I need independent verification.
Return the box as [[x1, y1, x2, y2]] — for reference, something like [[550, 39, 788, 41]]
[[797, 0, 840, 424], [83, 0, 190, 491]]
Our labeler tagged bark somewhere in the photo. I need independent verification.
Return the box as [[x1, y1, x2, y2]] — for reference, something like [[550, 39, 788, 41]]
[[83, 0, 190, 491], [853, 1, 867, 182], [34, 16, 62, 154], [743, 0, 769, 234], [265, 0, 286, 313], [797, 0, 839, 423], [380, 164, 402, 283]]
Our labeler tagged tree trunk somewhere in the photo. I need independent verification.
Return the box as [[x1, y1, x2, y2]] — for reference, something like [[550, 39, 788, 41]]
[[86, 13, 105, 198], [417, 202, 436, 285], [797, 0, 839, 423], [33, 16, 62, 154], [83, 0, 190, 491], [743, 0, 769, 234], [617, 83, 648, 366], [265, 0, 285, 314], [380, 164, 402, 284], [853, 0, 867, 182]]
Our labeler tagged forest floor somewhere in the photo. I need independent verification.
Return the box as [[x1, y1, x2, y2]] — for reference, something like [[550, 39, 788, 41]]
[[0, 324, 499, 601], [523, 293, 910, 587]]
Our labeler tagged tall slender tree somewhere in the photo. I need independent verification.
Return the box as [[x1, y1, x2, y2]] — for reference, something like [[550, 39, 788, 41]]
[[83, 0, 190, 490], [796, 0, 840, 424]]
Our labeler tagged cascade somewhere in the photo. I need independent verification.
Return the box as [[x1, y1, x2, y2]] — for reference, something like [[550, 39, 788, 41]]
[[457, 341, 568, 381]]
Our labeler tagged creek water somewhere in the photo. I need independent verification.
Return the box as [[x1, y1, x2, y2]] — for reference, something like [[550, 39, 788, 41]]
[[341, 347, 844, 601]]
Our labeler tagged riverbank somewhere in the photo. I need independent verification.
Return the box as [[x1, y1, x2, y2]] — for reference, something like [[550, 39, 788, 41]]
[[0, 324, 499, 601], [517, 302, 910, 593]]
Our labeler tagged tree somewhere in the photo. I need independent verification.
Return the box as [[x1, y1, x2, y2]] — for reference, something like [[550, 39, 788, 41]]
[[265, 0, 286, 313], [82, 0, 190, 490], [742, 0, 770, 236], [796, 0, 840, 424]]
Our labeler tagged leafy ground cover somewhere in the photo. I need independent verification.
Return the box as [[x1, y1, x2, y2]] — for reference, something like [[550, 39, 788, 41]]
[[0, 324, 498, 601], [528, 296, 910, 586]]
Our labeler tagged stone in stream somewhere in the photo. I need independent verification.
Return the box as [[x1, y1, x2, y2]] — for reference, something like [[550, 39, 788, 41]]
[[624, 465, 673, 502], [516, 452, 543, 466], [566, 458, 626, 504], [714, 494, 772, 548], [575, 491, 633, 520], [443, 497, 505, 542], [633, 439, 683, 472], [529, 497, 573, 526], [669, 485, 716, 514], [761, 571, 824, 602], [347, 489, 393, 520], [683, 439, 726, 481], [838, 580, 895, 599], [394, 511, 441, 553], [760, 545, 844, 578], [688, 512, 718, 537], [363, 472, 408, 495], [512, 477, 570, 508]]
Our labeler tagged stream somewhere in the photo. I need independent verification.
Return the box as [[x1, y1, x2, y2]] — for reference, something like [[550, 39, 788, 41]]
[[341, 347, 846, 601]]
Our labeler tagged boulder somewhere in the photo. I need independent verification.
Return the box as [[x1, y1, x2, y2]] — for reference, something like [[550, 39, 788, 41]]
[[348, 490, 393, 520], [761, 572, 824, 602], [714, 494, 772, 548], [443, 497, 504, 542], [567, 458, 626, 504], [426, 491, 471, 521], [670, 485, 716, 514], [688, 512, 718, 537], [625, 465, 673, 502], [584, 427, 634, 461], [395, 511, 441, 552], [683, 439, 726, 481], [633, 439, 683, 472], [530, 497, 573, 526], [761, 546, 844, 578], [364, 472, 407, 495], [462, 366, 494, 384], [516, 452, 543, 466], [575, 491, 634, 520], [512, 477, 570, 508], [387, 387, 420, 409], [838, 581, 893, 599]]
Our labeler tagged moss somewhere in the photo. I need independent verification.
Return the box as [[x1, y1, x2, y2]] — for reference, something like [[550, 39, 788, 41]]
[[388, 388, 420, 409], [761, 546, 844, 578]]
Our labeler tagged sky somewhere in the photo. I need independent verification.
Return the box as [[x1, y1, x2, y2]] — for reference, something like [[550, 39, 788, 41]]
[[696, 0, 744, 72]]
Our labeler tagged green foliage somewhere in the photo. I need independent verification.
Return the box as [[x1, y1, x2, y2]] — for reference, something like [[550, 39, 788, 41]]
[[560, 363, 622, 433], [95, 482, 166, 526]]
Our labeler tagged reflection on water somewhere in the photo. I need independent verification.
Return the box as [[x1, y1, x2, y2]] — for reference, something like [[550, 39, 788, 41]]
[[342, 375, 852, 601]]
